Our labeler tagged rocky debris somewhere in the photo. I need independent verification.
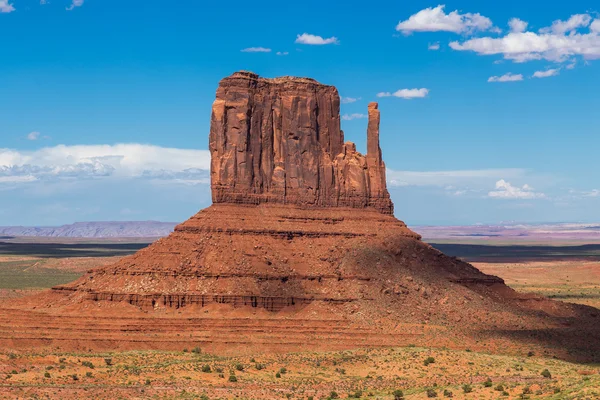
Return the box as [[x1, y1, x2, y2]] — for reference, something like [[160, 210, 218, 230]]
[[210, 71, 393, 214]]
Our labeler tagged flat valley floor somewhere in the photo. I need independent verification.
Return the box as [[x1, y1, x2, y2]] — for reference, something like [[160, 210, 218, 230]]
[[0, 237, 599, 399]]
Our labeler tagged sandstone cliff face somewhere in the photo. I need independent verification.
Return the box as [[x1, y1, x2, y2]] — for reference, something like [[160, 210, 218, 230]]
[[209, 71, 393, 214]]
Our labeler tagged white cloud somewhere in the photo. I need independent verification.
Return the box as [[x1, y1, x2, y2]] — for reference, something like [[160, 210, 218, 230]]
[[40, 0, 47, 4], [276, 51, 289, 56], [66, 0, 83, 10], [533, 68, 560, 78], [27, 132, 41, 141], [387, 168, 525, 188], [295, 33, 339, 45], [428, 42, 440, 50], [377, 88, 429, 99], [488, 73, 523, 82], [241, 47, 272, 53], [508, 18, 528, 33], [396, 5, 493, 35], [450, 13, 600, 63], [0, 0, 15, 12], [542, 14, 592, 35], [0, 144, 211, 184], [488, 179, 545, 199], [341, 96, 360, 104], [341, 113, 367, 121]]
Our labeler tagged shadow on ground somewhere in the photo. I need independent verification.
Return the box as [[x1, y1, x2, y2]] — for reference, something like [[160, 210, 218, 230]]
[[432, 243, 600, 263], [0, 241, 151, 258]]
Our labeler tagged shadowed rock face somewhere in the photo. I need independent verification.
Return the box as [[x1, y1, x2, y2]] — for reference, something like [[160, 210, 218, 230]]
[[209, 71, 393, 214]]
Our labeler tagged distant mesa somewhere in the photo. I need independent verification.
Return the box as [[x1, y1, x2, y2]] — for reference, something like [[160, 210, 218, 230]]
[[0, 221, 177, 239], [1, 71, 598, 362]]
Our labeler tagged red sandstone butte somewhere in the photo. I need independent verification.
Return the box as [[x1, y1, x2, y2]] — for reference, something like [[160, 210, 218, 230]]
[[1, 72, 599, 362], [209, 71, 393, 213]]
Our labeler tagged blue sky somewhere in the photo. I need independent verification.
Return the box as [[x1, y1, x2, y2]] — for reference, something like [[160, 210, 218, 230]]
[[1, 0, 600, 226]]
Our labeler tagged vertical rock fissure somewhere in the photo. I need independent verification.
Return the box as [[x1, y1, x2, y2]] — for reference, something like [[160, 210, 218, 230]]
[[210, 71, 393, 214]]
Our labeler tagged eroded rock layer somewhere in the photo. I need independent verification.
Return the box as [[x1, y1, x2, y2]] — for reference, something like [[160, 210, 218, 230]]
[[210, 71, 393, 214]]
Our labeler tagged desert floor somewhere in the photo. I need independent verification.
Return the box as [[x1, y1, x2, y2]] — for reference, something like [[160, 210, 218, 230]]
[[0, 238, 599, 399]]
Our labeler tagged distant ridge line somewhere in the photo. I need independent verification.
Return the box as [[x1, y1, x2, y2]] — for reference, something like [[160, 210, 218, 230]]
[[0, 221, 178, 238]]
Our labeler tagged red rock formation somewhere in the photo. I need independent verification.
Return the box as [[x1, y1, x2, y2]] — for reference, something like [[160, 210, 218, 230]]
[[2, 71, 599, 362], [210, 71, 393, 214]]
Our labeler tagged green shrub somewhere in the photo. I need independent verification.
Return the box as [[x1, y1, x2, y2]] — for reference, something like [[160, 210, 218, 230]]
[[426, 388, 438, 398], [200, 395, 209, 400], [462, 384, 472, 393], [275, 372, 281, 378], [235, 363, 244, 371], [191, 347, 201, 354], [228, 374, 237, 382], [483, 378, 492, 387], [443, 389, 453, 397], [71, 374, 79, 381], [349, 390, 363, 398], [44, 372, 51, 378], [541, 369, 552, 379], [392, 389, 404, 400], [202, 365, 212, 373], [279, 367, 287, 374], [82, 361, 94, 369], [329, 391, 339, 399], [215, 367, 223, 373], [104, 358, 113, 366], [424, 357, 436, 366], [255, 363, 264, 370], [145, 379, 151, 385], [85, 372, 93, 378], [495, 384, 504, 391]]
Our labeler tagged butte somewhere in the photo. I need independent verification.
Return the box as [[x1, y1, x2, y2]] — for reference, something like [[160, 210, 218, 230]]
[[1, 71, 599, 361]]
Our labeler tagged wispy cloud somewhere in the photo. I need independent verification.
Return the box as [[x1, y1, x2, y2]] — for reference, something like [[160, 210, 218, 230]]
[[488, 73, 523, 82], [0, 144, 211, 185], [27, 132, 41, 141], [341, 113, 367, 121], [66, 0, 83, 11], [376, 88, 429, 99], [488, 179, 545, 199], [341, 96, 360, 104], [276, 51, 289, 56], [241, 47, 272, 53], [428, 42, 441, 50], [450, 13, 600, 63], [387, 168, 526, 188], [295, 33, 339, 45], [0, 0, 15, 12], [532, 68, 560, 78], [396, 5, 494, 35]]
